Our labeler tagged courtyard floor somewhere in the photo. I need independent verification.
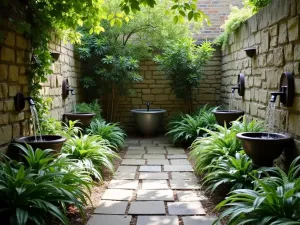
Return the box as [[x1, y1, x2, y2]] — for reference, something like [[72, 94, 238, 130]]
[[86, 137, 217, 225]]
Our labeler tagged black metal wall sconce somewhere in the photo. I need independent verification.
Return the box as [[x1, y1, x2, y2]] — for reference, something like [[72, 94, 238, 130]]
[[231, 74, 245, 96], [244, 47, 256, 58]]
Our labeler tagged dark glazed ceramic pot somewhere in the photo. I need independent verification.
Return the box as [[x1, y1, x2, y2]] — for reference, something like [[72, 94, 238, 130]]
[[63, 113, 95, 126], [236, 132, 293, 166], [213, 110, 244, 126], [14, 135, 67, 152]]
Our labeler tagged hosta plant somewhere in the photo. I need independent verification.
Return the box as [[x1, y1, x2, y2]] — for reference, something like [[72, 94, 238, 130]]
[[87, 119, 126, 150], [166, 105, 217, 145], [204, 153, 261, 192], [0, 145, 92, 225], [61, 134, 119, 181], [215, 156, 300, 225], [190, 124, 242, 174]]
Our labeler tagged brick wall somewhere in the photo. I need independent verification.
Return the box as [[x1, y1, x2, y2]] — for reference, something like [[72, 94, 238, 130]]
[[196, 0, 243, 40], [111, 47, 222, 133], [0, 29, 84, 153], [220, 0, 300, 155]]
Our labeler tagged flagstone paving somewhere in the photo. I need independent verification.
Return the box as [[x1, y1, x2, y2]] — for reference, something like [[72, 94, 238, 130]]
[[88, 137, 217, 225]]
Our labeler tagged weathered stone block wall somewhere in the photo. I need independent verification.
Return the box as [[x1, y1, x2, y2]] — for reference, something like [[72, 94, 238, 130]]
[[114, 47, 222, 132], [221, 0, 300, 151], [41, 36, 84, 119], [196, 0, 243, 40], [0, 29, 84, 152]]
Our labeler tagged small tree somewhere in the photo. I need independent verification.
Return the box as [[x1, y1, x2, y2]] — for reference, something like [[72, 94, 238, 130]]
[[154, 38, 214, 113]]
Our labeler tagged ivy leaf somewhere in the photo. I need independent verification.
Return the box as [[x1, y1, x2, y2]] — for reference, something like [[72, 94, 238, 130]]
[[173, 15, 179, 24], [188, 11, 194, 21]]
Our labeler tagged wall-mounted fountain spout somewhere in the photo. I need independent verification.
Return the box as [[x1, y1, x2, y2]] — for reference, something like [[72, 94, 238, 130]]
[[231, 74, 245, 96], [270, 91, 285, 103], [14, 93, 35, 111], [147, 102, 150, 111], [270, 72, 294, 107], [62, 79, 75, 98]]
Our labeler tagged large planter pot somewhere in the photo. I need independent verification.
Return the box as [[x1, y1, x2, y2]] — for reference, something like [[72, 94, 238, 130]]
[[63, 113, 95, 126], [131, 109, 166, 136], [14, 135, 67, 152], [236, 132, 293, 167], [213, 110, 244, 126]]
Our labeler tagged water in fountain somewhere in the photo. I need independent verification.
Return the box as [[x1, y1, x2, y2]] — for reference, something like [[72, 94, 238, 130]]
[[30, 105, 43, 142], [72, 95, 76, 113], [264, 101, 276, 139], [229, 91, 234, 111]]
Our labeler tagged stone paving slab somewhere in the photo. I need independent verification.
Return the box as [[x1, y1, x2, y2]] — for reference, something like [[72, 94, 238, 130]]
[[126, 150, 146, 155], [177, 191, 207, 201], [182, 216, 219, 225], [140, 139, 154, 144], [167, 150, 186, 154], [168, 202, 206, 215], [87, 215, 132, 225], [143, 154, 166, 159], [136, 190, 174, 201], [128, 201, 166, 214], [157, 143, 174, 147], [139, 172, 169, 179], [139, 166, 161, 172], [141, 144, 159, 147], [94, 200, 128, 214], [117, 166, 138, 172], [108, 180, 139, 189], [170, 159, 190, 165], [170, 180, 200, 189], [147, 159, 170, 165], [114, 172, 136, 180], [128, 146, 144, 150], [137, 216, 179, 225], [122, 159, 146, 165], [102, 189, 133, 201], [146, 147, 166, 150], [142, 180, 169, 189], [164, 165, 193, 172], [167, 154, 188, 159], [147, 149, 167, 154], [171, 172, 197, 180], [124, 154, 143, 159]]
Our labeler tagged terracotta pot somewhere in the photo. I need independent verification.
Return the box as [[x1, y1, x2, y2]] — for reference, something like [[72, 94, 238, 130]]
[[236, 132, 293, 167], [213, 110, 244, 126], [63, 113, 95, 126], [14, 135, 67, 152]]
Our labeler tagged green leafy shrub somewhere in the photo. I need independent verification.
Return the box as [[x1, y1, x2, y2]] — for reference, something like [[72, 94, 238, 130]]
[[215, 156, 300, 225], [166, 105, 217, 145], [154, 39, 214, 113], [61, 134, 119, 181], [245, 0, 272, 12], [0, 145, 92, 225], [204, 153, 261, 192], [87, 119, 126, 150], [75, 100, 102, 121]]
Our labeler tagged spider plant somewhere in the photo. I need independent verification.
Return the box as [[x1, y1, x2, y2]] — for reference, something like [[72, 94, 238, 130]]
[[61, 134, 120, 181], [190, 124, 242, 174], [166, 105, 217, 145], [75, 100, 102, 121], [59, 120, 82, 139], [230, 116, 264, 133], [204, 153, 262, 192], [0, 147, 92, 225], [87, 119, 126, 150], [215, 156, 300, 225]]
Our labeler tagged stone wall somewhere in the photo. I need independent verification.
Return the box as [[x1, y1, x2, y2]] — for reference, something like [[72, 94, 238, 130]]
[[113, 47, 222, 133], [196, 0, 243, 40], [221, 0, 300, 153], [0, 29, 83, 153]]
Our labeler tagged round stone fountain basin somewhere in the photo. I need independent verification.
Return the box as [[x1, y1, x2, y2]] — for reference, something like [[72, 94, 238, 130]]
[[236, 132, 293, 167], [213, 110, 244, 126], [63, 113, 95, 126], [14, 135, 67, 152], [131, 109, 166, 136]]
